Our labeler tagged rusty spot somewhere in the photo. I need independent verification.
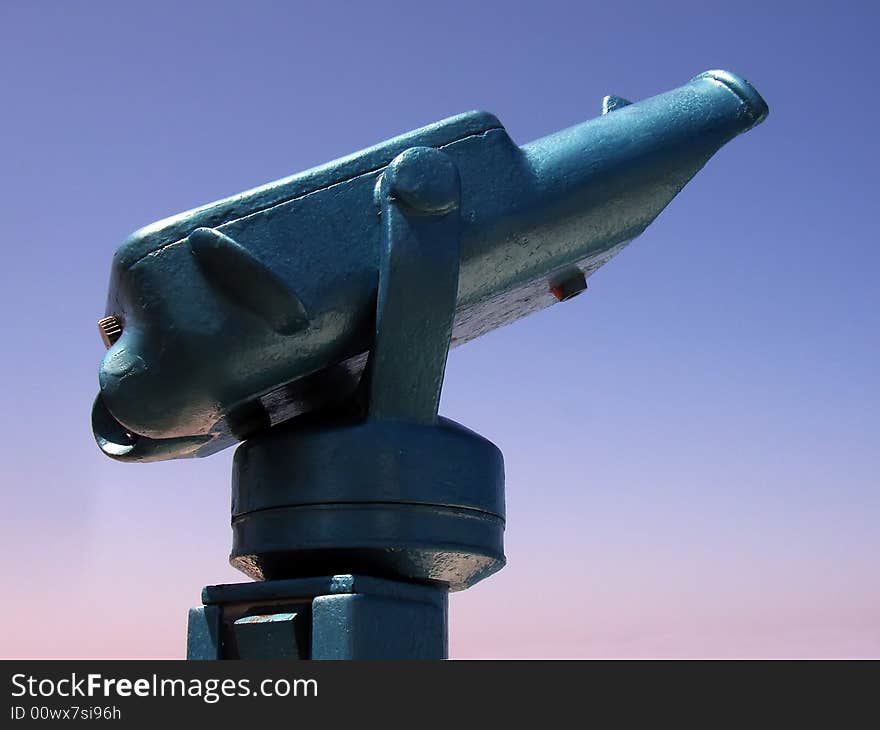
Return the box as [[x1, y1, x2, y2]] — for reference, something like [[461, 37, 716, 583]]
[[550, 270, 588, 302]]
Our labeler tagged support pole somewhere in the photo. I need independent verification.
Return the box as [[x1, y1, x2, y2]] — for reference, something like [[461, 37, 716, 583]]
[[187, 575, 447, 660]]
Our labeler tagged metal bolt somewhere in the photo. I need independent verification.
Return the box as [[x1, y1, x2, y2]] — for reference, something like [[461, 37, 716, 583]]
[[97, 315, 123, 348]]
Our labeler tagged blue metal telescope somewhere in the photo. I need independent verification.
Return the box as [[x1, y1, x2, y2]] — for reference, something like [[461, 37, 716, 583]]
[[92, 70, 768, 659], [93, 69, 767, 463]]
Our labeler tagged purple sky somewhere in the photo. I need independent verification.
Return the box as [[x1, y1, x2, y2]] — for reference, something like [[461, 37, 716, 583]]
[[1, 1, 877, 658]]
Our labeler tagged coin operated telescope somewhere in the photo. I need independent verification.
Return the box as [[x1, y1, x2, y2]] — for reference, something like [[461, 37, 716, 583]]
[[92, 70, 768, 659]]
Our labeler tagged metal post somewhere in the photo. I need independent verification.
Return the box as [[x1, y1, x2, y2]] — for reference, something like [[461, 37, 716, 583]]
[[187, 576, 448, 660]]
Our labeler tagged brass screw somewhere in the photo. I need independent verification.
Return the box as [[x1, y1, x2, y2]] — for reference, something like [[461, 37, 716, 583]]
[[98, 315, 123, 348]]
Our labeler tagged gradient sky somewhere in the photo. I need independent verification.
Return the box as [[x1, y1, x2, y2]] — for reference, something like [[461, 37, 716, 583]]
[[1, 1, 877, 658]]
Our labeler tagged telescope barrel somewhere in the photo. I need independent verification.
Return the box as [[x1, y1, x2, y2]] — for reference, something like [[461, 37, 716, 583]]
[[93, 70, 767, 462], [453, 69, 768, 338]]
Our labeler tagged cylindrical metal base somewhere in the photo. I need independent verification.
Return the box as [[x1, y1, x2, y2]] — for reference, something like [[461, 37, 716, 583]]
[[230, 416, 506, 592]]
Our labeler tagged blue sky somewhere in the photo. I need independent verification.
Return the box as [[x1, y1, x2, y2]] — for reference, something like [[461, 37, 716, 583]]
[[0, 1, 877, 657]]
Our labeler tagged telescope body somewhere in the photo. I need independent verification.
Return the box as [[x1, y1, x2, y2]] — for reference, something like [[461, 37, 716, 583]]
[[93, 70, 768, 462]]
